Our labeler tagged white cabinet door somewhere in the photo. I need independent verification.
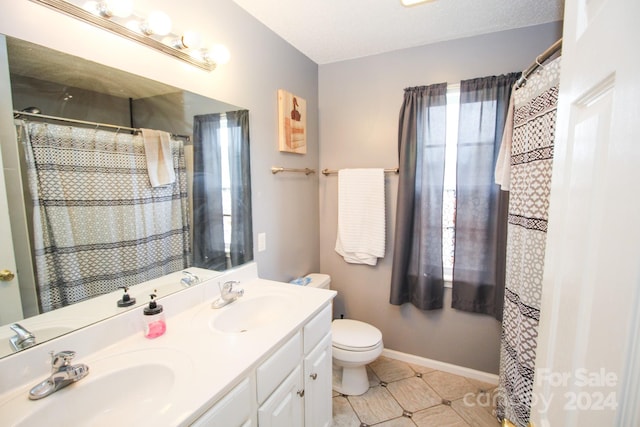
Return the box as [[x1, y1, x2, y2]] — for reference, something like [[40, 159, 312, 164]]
[[191, 378, 254, 427], [304, 333, 332, 427], [258, 365, 304, 427]]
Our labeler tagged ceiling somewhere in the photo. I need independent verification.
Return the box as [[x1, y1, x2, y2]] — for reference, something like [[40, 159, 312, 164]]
[[232, 0, 564, 64]]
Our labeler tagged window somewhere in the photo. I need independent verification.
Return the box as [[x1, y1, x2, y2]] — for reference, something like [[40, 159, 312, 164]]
[[442, 84, 460, 280], [218, 114, 232, 257]]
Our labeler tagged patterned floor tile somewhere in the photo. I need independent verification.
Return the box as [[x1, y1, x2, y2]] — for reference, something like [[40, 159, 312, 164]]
[[333, 358, 501, 427], [332, 395, 361, 426], [372, 416, 417, 427], [385, 376, 441, 412], [407, 362, 436, 375], [422, 370, 478, 401], [369, 356, 416, 383], [450, 396, 500, 427], [348, 385, 404, 425], [466, 377, 498, 394], [367, 365, 381, 387], [412, 404, 470, 427]]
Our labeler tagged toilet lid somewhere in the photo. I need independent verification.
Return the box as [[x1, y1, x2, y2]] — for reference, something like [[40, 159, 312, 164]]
[[332, 319, 382, 351]]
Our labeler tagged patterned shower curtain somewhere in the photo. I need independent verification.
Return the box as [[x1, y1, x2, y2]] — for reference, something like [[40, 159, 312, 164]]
[[19, 122, 190, 312], [495, 57, 561, 426]]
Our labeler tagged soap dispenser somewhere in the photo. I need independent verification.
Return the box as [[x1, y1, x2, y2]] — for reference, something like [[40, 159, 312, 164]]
[[117, 286, 136, 307], [143, 292, 166, 339]]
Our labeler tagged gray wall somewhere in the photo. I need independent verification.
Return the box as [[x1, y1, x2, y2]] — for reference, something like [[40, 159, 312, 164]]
[[318, 22, 562, 374]]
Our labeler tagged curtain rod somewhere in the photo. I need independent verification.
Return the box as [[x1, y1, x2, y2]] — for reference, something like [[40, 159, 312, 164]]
[[321, 167, 399, 176], [271, 166, 316, 175], [13, 110, 191, 141], [515, 38, 562, 89]]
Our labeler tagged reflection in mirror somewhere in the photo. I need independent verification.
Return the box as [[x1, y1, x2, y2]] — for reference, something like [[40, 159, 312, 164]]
[[0, 36, 253, 358]]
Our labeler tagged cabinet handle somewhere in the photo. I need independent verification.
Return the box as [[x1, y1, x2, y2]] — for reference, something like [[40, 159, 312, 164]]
[[297, 389, 305, 397], [309, 373, 318, 380]]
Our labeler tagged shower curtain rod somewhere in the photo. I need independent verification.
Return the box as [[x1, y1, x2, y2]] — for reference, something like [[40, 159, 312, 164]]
[[515, 38, 562, 89], [13, 110, 191, 141]]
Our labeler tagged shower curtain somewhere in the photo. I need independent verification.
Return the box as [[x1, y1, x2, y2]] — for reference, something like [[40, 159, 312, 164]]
[[495, 57, 561, 426], [19, 121, 190, 312]]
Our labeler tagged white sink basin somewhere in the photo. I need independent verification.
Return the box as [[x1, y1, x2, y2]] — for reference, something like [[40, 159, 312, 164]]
[[0, 348, 192, 427], [211, 294, 295, 333]]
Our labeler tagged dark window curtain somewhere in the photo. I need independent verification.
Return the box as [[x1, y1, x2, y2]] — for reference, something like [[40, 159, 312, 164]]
[[226, 110, 254, 267], [193, 113, 226, 270], [390, 84, 447, 310], [451, 72, 520, 321], [192, 111, 254, 271]]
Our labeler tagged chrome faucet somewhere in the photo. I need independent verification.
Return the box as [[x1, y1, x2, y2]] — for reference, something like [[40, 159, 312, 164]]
[[9, 323, 36, 352], [180, 270, 201, 287], [212, 280, 244, 309], [29, 350, 90, 400]]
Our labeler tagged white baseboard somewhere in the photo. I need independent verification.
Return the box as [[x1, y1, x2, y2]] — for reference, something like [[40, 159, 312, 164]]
[[381, 348, 499, 386]]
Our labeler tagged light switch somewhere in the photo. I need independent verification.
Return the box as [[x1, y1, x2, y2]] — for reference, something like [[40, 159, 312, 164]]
[[258, 233, 266, 252]]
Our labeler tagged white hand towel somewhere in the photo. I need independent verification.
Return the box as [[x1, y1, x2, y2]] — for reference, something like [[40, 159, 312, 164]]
[[335, 168, 386, 266], [141, 128, 176, 187]]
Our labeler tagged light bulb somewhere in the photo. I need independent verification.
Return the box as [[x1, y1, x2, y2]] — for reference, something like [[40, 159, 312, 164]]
[[146, 11, 172, 36], [126, 19, 143, 33], [181, 31, 201, 49], [209, 44, 230, 65], [107, 0, 133, 18], [82, 1, 99, 14]]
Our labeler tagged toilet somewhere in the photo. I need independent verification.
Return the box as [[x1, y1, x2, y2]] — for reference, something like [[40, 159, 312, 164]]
[[304, 274, 383, 396]]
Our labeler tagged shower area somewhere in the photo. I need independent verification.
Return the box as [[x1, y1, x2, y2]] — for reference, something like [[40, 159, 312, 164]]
[[495, 42, 562, 426], [2, 37, 251, 319]]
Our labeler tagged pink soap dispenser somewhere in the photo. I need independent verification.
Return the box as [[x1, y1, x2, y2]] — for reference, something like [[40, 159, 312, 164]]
[[143, 292, 166, 339]]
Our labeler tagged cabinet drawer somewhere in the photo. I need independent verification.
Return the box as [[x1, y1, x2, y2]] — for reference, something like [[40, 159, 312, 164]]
[[303, 304, 332, 354], [257, 331, 302, 404], [191, 378, 251, 427]]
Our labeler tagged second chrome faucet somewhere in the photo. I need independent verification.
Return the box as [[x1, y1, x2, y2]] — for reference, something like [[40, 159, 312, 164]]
[[29, 350, 89, 400], [211, 280, 244, 309]]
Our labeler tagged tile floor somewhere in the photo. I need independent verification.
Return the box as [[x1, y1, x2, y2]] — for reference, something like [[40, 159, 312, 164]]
[[332, 356, 501, 427]]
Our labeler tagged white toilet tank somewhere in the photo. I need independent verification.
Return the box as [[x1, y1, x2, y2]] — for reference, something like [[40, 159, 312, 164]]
[[304, 273, 331, 290]]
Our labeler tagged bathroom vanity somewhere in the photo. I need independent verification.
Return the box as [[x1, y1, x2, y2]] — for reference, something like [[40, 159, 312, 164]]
[[0, 262, 336, 426]]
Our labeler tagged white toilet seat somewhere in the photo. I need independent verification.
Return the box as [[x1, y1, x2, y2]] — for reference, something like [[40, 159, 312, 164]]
[[332, 319, 382, 350], [332, 342, 383, 365], [333, 342, 381, 352]]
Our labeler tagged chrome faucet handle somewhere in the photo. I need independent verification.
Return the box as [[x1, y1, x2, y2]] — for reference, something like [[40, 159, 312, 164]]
[[50, 350, 76, 371], [212, 280, 243, 308], [9, 323, 36, 351], [181, 271, 200, 287], [222, 280, 239, 291], [221, 280, 243, 297]]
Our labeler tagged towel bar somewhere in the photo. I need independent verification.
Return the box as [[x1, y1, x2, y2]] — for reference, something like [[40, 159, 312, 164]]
[[321, 167, 399, 176], [271, 166, 316, 175]]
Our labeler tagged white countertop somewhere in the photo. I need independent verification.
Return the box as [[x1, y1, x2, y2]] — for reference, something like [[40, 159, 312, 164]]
[[0, 263, 336, 426]]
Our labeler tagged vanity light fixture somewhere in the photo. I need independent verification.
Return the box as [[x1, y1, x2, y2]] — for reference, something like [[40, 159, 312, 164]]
[[29, 0, 229, 71]]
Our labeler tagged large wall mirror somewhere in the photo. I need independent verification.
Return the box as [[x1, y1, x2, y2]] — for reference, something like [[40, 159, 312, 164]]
[[0, 36, 253, 358]]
